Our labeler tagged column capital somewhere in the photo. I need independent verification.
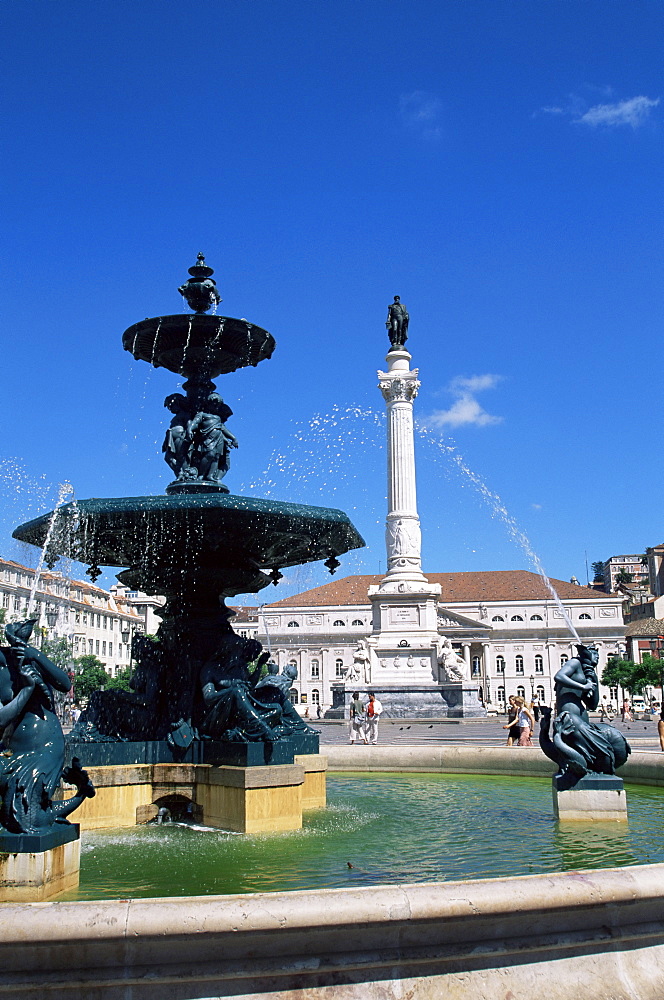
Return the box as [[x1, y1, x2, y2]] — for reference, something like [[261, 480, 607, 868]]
[[378, 369, 420, 405]]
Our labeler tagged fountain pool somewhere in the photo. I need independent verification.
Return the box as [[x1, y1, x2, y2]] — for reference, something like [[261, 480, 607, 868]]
[[60, 772, 664, 902]]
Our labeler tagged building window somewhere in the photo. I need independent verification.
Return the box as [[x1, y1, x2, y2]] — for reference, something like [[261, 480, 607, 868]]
[[2, 594, 9, 609], [95, 640, 100, 654], [311, 689, 320, 705], [287, 621, 300, 628], [82, 613, 87, 625], [108, 643, 113, 656], [535, 655, 544, 674], [97, 615, 101, 628], [530, 614, 543, 621], [310, 659, 320, 678], [88, 639, 93, 654], [579, 613, 591, 620], [13, 596, 21, 611], [496, 655, 505, 673], [351, 619, 364, 626], [102, 642, 106, 656], [610, 687, 618, 700], [300, 693, 308, 704], [492, 615, 504, 622], [515, 655, 524, 675], [103, 616, 107, 629], [289, 688, 299, 704], [536, 685, 546, 701], [333, 620, 345, 627], [497, 686, 505, 703], [560, 655, 568, 666], [335, 658, 344, 677], [511, 615, 524, 622], [516, 685, 526, 699], [472, 656, 481, 676]]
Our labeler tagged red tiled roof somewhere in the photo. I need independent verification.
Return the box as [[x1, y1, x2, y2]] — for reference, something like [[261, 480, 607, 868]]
[[266, 571, 615, 608]]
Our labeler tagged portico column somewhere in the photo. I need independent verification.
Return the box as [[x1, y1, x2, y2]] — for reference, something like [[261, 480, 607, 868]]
[[482, 643, 491, 700]]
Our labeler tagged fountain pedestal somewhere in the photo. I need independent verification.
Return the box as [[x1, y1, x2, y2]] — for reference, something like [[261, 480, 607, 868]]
[[0, 827, 80, 902], [553, 774, 628, 822]]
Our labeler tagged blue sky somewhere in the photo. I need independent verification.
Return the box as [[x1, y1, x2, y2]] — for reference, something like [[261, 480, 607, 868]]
[[1, 0, 662, 600]]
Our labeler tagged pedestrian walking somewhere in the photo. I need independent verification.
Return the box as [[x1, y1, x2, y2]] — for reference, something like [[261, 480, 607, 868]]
[[622, 698, 632, 722], [658, 711, 664, 753], [503, 695, 520, 746], [349, 691, 365, 744], [363, 691, 383, 745], [514, 696, 535, 746]]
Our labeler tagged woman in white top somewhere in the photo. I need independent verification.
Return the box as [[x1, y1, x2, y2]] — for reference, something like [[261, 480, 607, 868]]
[[514, 696, 535, 747]]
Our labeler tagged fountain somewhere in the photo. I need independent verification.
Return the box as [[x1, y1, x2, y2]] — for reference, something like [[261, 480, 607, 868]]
[[12, 254, 364, 826], [3, 274, 664, 998]]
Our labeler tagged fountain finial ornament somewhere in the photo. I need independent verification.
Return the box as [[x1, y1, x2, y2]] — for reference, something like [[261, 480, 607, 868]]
[[178, 252, 222, 313], [386, 295, 409, 350]]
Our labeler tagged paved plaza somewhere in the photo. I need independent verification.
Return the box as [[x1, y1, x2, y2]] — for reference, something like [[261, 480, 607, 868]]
[[316, 716, 664, 752]]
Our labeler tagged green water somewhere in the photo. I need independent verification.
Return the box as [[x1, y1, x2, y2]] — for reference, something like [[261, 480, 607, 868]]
[[61, 773, 664, 901]]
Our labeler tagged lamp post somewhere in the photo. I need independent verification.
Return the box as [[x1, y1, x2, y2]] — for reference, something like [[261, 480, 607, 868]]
[[45, 604, 58, 629]]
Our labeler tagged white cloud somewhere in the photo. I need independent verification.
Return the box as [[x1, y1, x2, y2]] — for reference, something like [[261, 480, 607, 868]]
[[575, 95, 659, 128], [422, 374, 503, 429], [399, 91, 442, 139]]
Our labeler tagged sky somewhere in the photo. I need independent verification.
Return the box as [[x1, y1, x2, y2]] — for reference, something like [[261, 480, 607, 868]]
[[1, 0, 663, 602]]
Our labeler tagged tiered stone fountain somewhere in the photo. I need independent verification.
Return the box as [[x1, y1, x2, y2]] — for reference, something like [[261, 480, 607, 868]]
[[13, 254, 364, 834]]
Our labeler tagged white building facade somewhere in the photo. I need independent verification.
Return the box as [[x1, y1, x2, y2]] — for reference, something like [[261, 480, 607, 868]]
[[0, 557, 143, 676], [238, 570, 626, 714]]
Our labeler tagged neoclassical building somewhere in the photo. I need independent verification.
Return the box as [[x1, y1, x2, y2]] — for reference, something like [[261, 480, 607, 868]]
[[234, 570, 626, 713]]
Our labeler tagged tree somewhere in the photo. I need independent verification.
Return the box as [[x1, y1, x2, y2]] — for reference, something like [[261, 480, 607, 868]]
[[41, 637, 73, 671], [601, 656, 639, 694], [73, 655, 109, 701], [106, 665, 133, 692], [615, 570, 634, 585], [591, 561, 605, 583]]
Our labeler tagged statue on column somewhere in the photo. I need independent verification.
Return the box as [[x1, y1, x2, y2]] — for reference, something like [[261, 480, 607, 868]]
[[351, 639, 371, 683], [386, 295, 409, 349]]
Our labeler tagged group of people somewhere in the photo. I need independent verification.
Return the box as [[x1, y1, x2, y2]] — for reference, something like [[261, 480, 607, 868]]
[[503, 695, 538, 747], [349, 691, 383, 745]]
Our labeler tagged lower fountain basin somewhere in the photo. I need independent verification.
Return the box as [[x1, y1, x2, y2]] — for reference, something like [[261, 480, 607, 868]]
[[13, 493, 365, 597]]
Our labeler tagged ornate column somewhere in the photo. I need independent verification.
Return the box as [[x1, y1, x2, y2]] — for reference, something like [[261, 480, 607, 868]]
[[377, 350, 428, 587]]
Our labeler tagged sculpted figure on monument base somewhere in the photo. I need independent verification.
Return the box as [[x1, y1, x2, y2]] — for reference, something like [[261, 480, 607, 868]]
[[436, 636, 470, 683]]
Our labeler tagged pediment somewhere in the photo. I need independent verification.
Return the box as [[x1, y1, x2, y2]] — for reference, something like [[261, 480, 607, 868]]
[[436, 606, 491, 631]]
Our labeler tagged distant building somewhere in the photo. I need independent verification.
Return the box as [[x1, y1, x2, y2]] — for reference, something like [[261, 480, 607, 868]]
[[254, 570, 626, 714], [602, 555, 649, 594], [0, 556, 142, 676]]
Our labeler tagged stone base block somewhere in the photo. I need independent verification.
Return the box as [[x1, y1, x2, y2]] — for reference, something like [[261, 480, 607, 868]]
[[198, 764, 305, 833], [329, 684, 486, 720], [295, 753, 328, 809], [0, 837, 80, 901], [66, 737, 313, 768], [554, 774, 628, 822]]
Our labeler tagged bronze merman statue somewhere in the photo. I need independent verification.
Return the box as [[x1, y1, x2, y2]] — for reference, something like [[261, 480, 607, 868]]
[[0, 620, 94, 836], [539, 644, 630, 789]]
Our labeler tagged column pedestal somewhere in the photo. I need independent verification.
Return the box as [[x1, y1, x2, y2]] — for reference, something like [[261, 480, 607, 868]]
[[0, 826, 81, 902], [553, 774, 628, 822]]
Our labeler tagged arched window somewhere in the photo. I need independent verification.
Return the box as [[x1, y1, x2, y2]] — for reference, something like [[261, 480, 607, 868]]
[[536, 685, 545, 701], [535, 654, 544, 674], [516, 685, 526, 699], [496, 655, 505, 673], [310, 659, 320, 678], [335, 658, 344, 677], [515, 655, 524, 675], [497, 686, 505, 704], [492, 615, 504, 622], [579, 613, 591, 620], [333, 620, 345, 627], [351, 619, 364, 626], [311, 689, 320, 705], [560, 654, 568, 666], [287, 620, 300, 628], [530, 614, 543, 621], [289, 688, 299, 703], [511, 615, 524, 622], [472, 656, 481, 676]]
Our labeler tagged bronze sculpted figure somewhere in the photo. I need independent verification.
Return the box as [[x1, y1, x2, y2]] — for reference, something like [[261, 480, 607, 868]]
[[539, 644, 630, 788], [386, 295, 409, 349], [163, 391, 238, 487], [0, 621, 94, 836]]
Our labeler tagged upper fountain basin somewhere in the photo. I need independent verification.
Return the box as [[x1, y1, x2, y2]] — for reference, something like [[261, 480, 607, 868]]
[[122, 314, 275, 379], [13, 494, 366, 597]]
